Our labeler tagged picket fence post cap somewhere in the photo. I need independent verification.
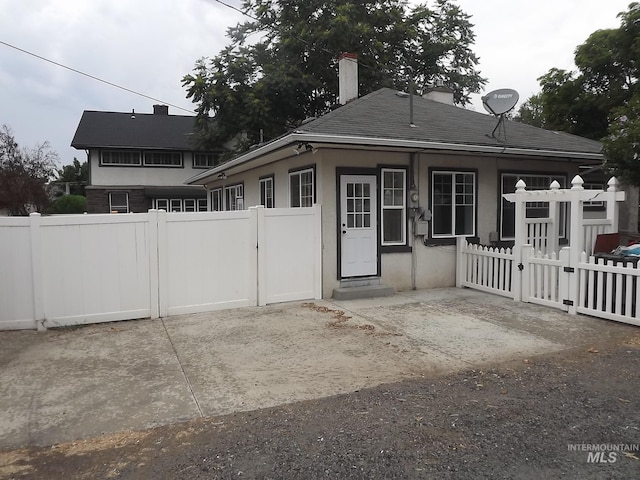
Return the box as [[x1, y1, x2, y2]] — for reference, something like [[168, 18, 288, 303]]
[[570, 175, 584, 190], [515, 179, 527, 191], [549, 180, 560, 190], [607, 177, 619, 192]]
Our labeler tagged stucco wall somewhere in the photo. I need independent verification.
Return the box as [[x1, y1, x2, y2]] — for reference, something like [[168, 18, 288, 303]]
[[199, 146, 585, 298]]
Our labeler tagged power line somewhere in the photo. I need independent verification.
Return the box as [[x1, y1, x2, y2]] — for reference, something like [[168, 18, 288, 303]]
[[0, 40, 195, 114]]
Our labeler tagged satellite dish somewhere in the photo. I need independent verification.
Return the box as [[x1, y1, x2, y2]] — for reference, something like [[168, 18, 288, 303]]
[[481, 89, 519, 115]]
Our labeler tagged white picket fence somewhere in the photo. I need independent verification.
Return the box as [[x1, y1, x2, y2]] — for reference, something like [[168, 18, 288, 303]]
[[456, 241, 513, 298], [0, 205, 322, 330], [457, 237, 640, 327]]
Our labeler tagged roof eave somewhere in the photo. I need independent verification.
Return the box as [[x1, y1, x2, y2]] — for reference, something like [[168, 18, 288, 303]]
[[185, 133, 604, 185]]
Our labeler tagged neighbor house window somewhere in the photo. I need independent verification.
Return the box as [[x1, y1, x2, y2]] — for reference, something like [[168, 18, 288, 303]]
[[381, 168, 406, 245], [169, 199, 182, 212], [155, 199, 169, 211], [224, 184, 244, 211], [183, 199, 196, 212], [431, 171, 475, 238], [109, 192, 129, 213], [500, 173, 566, 239], [197, 198, 208, 212], [101, 150, 141, 166], [211, 188, 223, 211], [259, 176, 275, 208], [289, 167, 314, 207], [193, 153, 219, 168], [143, 151, 182, 167]]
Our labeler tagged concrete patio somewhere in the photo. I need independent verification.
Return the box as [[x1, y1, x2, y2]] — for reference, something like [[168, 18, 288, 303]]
[[0, 288, 636, 450]]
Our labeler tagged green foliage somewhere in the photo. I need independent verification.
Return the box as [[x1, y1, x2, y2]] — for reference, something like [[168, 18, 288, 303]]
[[602, 94, 640, 185], [516, 3, 639, 143], [0, 125, 58, 215], [54, 158, 88, 196], [47, 194, 87, 214], [183, 0, 486, 150]]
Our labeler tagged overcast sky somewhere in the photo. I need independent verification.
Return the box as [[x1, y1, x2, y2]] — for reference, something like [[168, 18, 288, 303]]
[[0, 0, 631, 168]]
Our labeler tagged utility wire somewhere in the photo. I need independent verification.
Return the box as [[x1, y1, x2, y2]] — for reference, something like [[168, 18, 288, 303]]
[[0, 40, 195, 114]]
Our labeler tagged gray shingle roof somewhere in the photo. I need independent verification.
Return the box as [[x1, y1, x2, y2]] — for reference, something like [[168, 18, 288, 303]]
[[297, 88, 602, 155], [71, 110, 198, 150]]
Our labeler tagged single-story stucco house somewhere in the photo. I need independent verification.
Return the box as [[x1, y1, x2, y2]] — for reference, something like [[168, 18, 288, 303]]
[[186, 56, 607, 299]]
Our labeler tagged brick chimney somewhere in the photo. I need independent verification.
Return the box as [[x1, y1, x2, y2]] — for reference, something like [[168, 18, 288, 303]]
[[423, 82, 454, 105], [153, 104, 169, 115], [338, 53, 358, 105]]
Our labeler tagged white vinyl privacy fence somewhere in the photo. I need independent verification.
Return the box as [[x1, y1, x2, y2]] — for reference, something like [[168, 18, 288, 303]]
[[0, 205, 322, 330]]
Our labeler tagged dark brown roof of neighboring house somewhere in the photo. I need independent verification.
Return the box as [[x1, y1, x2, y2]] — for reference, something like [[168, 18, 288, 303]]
[[71, 110, 198, 150], [298, 88, 603, 155]]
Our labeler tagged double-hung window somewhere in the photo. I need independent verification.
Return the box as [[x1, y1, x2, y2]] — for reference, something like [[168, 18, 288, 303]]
[[500, 173, 566, 239], [289, 168, 314, 207], [259, 176, 275, 208], [211, 188, 223, 211], [109, 192, 129, 213], [224, 184, 244, 211], [381, 168, 407, 245], [431, 171, 476, 238]]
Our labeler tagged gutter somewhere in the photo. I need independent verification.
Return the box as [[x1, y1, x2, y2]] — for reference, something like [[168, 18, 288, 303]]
[[185, 132, 604, 185]]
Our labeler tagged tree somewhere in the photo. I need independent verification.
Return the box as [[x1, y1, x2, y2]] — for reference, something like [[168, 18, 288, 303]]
[[183, 0, 486, 151], [48, 194, 87, 214], [0, 125, 58, 215], [602, 95, 640, 185], [516, 3, 639, 142], [54, 158, 88, 196]]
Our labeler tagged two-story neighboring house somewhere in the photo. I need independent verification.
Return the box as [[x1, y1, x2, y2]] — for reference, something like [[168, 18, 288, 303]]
[[71, 105, 220, 213]]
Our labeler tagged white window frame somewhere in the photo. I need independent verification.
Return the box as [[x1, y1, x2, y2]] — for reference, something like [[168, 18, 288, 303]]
[[259, 176, 275, 208], [224, 184, 244, 211], [183, 199, 196, 212], [193, 153, 218, 168], [381, 168, 407, 246], [197, 198, 208, 212], [109, 192, 129, 213], [143, 151, 183, 167], [101, 150, 141, 166], [154, 198, 169, 211], [211, 188, 223, 211], [431, 170, 476, 238], [500, 173, 567, 240], [169, 199, 183, 212], [289, 167, 314, 208]]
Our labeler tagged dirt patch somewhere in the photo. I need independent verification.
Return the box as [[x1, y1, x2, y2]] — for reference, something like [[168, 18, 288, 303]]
[[302, 302, 400, 336]]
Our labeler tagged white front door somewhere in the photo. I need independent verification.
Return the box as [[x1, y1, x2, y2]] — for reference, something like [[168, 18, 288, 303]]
[[340, 174, 378, 277]]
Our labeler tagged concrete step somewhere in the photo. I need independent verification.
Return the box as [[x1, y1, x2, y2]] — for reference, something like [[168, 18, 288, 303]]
[[332, 284, 395, 301], [339, 276, 381, 288]]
